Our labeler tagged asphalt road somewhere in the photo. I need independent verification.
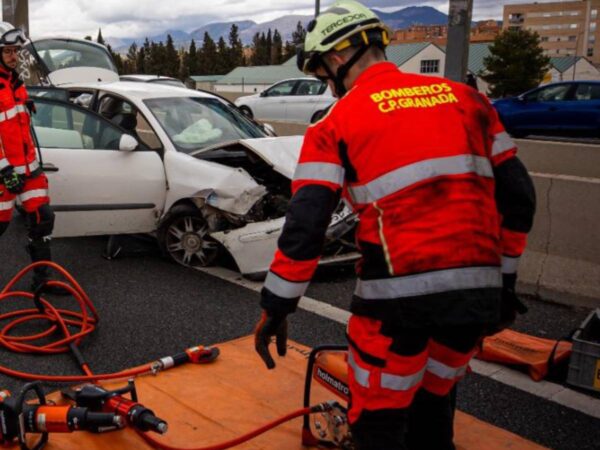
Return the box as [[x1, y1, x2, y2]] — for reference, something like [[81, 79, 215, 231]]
[[0, 217, 599, 450]]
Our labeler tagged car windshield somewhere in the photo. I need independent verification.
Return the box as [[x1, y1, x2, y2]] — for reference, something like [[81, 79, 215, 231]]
[[144, 97, 266, 153]]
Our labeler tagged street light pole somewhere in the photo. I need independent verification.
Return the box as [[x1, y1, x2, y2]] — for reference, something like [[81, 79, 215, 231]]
[[444, 0, 473, 82], [2, 0, 28, 34], [315, 0, 320, 17]]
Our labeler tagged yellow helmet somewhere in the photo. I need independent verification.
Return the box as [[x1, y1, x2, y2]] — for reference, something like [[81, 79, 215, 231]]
[[297, 0, 391, 75]]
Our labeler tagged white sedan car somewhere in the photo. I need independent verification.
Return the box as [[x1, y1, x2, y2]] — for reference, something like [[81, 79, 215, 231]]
[[235, 78, 335, 124], [22, 38, 357, 278]]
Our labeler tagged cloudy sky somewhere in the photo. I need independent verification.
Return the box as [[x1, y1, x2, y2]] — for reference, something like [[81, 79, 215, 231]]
[[20, 0, 563, 40]]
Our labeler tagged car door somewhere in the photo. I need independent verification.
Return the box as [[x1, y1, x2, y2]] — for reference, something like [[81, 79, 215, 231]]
[[256, 80, 297, 121], [285, 79, 328, 123], [516, 84, 574, 132], [566, 83, 600, 132], [31, 97, 167, 237]]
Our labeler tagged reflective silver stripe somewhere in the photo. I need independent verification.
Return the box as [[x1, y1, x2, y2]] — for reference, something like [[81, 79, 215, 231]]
[[355, 266, 502, 300], [19, 189, 48, 202], [381, 366, 426, 391], [492, 131, 515, 157], [0, 158, 9, 170], [347, 349, 370, 388], [501, 256, 520, 274], [293, 162, 345, 186], [427, 358, 469, 380], [263, 271, 309, 299], [0, 200, 14, 211], [0, 104, 27, 122], [14, 160, 40, 174], [348, 155, 493, 205]]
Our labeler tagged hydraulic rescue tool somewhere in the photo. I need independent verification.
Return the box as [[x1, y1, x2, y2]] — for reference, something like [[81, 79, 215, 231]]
[[0, 382, 122, 450], [62, 380, 168, 434], [302, 345, 354, 449]]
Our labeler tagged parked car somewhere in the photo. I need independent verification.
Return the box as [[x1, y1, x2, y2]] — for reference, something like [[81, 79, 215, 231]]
[[20, 38, 358, 278], [493, 81, 600, 138], [235, 78, 335, 124], [120, 74, 187, 89]]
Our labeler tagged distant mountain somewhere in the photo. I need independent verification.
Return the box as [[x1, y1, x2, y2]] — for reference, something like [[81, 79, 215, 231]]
[[110, 6, 449, 52], [191, 21, 255, 42]]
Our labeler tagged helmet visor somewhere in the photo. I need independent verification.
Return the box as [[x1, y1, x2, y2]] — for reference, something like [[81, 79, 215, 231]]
[[0, 28, 27, 46]]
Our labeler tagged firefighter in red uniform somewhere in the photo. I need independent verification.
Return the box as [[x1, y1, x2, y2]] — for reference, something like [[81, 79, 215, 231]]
[[0, 23, 64, 293], [254, 1, 535, 448]]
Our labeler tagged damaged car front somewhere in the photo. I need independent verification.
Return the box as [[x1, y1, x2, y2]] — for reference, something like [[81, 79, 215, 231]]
[[145, 94, 358, 278]]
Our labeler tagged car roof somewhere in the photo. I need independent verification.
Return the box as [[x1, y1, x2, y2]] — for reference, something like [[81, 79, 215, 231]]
[[62, 80, 217, 100]]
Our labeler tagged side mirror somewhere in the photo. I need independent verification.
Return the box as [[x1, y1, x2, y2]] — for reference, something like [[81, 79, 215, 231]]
[[262, 123, 277, 137], [260, 91, 267, 97], [119, 134, 139, 152], [516, 95, 526, 102]]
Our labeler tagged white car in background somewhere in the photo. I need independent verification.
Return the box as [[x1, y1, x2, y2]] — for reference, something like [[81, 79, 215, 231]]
[[235, 78, 335, 124], [20, 38, 357, 278]]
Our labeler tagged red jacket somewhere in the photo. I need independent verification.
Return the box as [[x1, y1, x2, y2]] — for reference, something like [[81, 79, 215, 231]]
[[261, 62, 535, 322], [0, 66, 38, 176]]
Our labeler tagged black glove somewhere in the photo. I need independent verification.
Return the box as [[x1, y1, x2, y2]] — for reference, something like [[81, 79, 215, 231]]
[[497, 273, 528, 331], [254, 310, 288, 369], [25, 99, 36, 115], [0, 166, 25, 194]]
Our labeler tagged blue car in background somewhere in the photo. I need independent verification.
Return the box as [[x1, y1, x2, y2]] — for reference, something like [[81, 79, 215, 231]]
[[492, 81, 600, 138]]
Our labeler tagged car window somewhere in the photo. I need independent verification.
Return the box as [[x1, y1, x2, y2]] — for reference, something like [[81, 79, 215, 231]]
[[144, 96, 266, 153], [31, 98, 128, 150], [525, 84, 571, 102], [98, 95, 162, 151], [295, 80, 325, 96], [574, 83, 600, 100], [265, 80, 296, 97]]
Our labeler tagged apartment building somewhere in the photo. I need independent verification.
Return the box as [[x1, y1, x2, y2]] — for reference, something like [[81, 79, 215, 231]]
[[392, 21, 500, 45], [503, 0, 600, 64]]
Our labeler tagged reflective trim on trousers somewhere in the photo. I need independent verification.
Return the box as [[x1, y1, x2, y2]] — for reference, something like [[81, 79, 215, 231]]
[[293, 162, 345, 187], [348, 154, 493, 204], [427, 358, 468, 380], [263, 271, 309, 299], [14, 160, 40, 175], [0, 200, 15, 211], [501, 255, 520, 274], [355, 266, 502, 300], [492, 131, 516, 157], [19, 188, 48, 203], [0, 158, 9, 170], [380, 366, 426, 391], [348, 348, 370, 388], [0, 104, 27, 122]]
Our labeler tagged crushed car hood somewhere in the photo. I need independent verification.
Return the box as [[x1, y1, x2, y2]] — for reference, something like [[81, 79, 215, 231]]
[[194, 135, 303, 180]]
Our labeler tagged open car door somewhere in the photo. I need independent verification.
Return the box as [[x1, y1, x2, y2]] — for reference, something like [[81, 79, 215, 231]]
[[31, 97, 166, 237]]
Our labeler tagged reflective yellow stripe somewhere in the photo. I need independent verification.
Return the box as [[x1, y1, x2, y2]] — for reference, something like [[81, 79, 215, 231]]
[[348, 154, 493, 205], [14, 160, 40, 174], [348, 349, 370, 388], [264, 271, 309, 299], [492, 131, 516, 157], [0, 104, 27, 122], [381, 366, 426, 391], [293, 162, 345, 187], [355, 266, 502, 299], [427, 358, 469, 380], [19, 189, 48, 202]]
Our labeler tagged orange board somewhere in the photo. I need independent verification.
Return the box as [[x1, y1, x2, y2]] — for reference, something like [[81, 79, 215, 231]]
[[36, 336, 546, 450]]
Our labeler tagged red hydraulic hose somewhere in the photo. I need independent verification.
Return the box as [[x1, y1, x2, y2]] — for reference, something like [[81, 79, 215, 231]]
[[139, 406, 316, 450], [0, 261, 180, 382]]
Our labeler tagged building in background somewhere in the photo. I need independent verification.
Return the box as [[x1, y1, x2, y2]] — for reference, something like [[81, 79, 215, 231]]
[[392, 20, 501, 45], [503, 0, 600, 64]]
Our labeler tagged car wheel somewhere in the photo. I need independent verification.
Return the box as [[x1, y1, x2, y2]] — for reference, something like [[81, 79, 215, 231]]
[[157, 204, 219, 269], [239, 106, 253, 119], [311, 110, 325, 123]]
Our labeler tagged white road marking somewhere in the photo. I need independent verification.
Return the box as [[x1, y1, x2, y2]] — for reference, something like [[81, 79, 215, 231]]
[[200, 266, 600, 420], [530, 171, 600, 184]]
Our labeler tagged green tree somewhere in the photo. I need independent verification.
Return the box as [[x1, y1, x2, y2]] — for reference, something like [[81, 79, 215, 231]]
[[228, 24, 244, 68], [106, 44, 123, 73], [84, 35, 92, 41], [292, 21, 306, 46], [96, 28, 105, 45], [125, 43, 138, 74], [164, 34, 180, 78], [481, 29, 550, 98], [272, 29, 283, 65], [265, 29, 273, 64], [188, 39, 198, 75], [199, 32, 218, 74], [216, 36, 231, 74], [283, 40, 296, 62], [179, 47, 189, 82], [136, 43, 146, 74]]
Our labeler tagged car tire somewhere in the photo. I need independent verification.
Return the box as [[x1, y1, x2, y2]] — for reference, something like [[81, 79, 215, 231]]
[[239, 106, 253, 119], [311, 110, 325, 123], [157, 204, 219, 269]]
